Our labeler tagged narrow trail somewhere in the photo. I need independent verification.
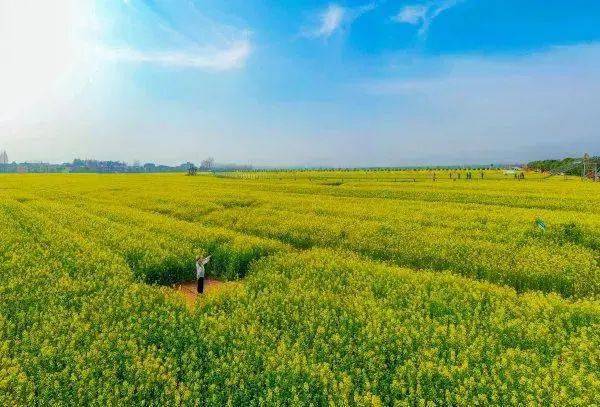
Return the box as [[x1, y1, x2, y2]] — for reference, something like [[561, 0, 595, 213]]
[[172, 279, 226, 307]]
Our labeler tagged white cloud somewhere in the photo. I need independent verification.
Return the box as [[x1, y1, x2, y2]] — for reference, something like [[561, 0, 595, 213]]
[[317, 4, 346, 38], [96, 0, 253, 71], [304, 2, 376, 39], [100, 40, 251, 71], [393, 1, 461, 37], [394, 5, 428, 25]]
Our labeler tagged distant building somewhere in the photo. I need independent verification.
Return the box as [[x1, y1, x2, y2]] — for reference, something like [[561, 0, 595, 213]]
[[502, 166, 522, 175], [69, 159, 128, 173], [0, 150, 8, 165]]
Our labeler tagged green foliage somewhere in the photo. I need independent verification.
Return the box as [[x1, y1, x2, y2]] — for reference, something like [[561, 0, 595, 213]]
[[527, 156, 599, 175]]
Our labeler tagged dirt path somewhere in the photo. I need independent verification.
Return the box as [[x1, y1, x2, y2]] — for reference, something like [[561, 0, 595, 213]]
[[172, 279, 225, 307]]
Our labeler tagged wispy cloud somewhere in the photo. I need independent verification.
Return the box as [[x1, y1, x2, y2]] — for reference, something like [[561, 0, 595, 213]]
[[303, 2, 377, 39], [316, 4, 345, 38], [393, 1, 461, 37], [394, 5, 429, 25], [98, 1, 252, 71], [100, 40, 251, 71]]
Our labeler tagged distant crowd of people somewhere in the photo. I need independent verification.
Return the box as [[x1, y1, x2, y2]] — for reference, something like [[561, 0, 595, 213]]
[[431, 171, 525, 181]]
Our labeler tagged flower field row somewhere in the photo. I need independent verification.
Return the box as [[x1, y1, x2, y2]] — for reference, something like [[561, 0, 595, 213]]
[[5, 196, 288, 284], [26, 173, 596, 298]]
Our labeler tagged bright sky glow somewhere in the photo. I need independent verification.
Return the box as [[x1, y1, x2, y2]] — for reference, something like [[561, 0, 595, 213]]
[[1, 1, 79, 120], [1, 0, 599, 166]]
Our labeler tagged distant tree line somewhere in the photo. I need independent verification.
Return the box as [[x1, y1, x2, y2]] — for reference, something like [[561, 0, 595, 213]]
[[0, 159, 189, 173], [69, 159, 190, 173], [527, 156, 599, 175], [0, 162, 68, 173], [0, 158, 251, 174]]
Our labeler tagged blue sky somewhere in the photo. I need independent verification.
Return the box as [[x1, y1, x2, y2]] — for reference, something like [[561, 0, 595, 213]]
[[1, 0, 600, 166]]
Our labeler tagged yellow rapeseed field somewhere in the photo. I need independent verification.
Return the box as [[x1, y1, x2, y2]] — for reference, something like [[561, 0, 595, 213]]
[[0, 171, 599, 405]]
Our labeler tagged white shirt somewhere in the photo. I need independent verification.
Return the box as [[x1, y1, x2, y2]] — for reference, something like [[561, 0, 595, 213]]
[[196, 256, 210, 279]]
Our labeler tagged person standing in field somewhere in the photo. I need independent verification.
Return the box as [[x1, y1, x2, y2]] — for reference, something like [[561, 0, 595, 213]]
[[196, 255, 211, 294]]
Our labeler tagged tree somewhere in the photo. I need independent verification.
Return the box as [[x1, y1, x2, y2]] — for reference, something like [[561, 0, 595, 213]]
[[187, 164, 197, 176], [200, 157, 215, 171]]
